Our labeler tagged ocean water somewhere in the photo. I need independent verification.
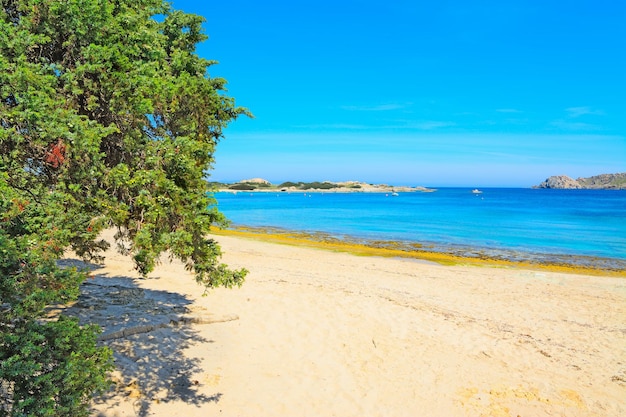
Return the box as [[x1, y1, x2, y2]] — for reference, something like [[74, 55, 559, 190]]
[[214, 189, 626, 267]]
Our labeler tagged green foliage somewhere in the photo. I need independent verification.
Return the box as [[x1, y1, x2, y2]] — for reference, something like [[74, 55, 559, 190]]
[[1, 318, 113, 417], [1, 0, 248, 414], [300, 182, 338, 190], [228, 183, 257, 190], [278, 181, 339, 190], [278, 181, 302, 188]]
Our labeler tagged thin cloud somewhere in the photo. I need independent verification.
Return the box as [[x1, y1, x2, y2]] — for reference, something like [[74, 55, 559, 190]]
[[404, 121, 457, 130], [341, 103, 411, 112], [551, 120, 599, 131], [294, 123, 370, 130], [496, 108, 522, 113], [565, 106, 604, 118]]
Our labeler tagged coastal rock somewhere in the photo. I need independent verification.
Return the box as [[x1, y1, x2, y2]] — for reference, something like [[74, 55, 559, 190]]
[[533, 173, 626, 190], [576, 173, 626, 189], [535, 175, 582, 189]]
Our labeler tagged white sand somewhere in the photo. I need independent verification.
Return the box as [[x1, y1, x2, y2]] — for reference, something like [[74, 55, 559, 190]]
[[79, 231, 626, 417]]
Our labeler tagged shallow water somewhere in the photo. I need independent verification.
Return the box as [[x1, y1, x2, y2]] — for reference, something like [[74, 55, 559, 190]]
[[214, 188, 626, 269]]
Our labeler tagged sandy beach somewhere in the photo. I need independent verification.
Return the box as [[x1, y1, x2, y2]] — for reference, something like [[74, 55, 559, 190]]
[[71, 230, 626, 417]]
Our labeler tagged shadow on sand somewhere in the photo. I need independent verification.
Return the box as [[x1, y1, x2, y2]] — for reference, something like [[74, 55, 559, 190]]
[[59, 259, 222, 417]]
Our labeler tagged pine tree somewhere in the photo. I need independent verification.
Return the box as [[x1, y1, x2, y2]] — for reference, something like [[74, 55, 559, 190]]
[[1, 1, 248, 414]]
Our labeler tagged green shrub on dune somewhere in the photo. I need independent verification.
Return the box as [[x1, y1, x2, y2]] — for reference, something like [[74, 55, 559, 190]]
[[229, 183, 257, 190], [277, 181, 339, 190], [300, 182, 339, 190]]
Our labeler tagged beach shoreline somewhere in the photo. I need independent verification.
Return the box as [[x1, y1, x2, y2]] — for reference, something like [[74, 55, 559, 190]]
[[213, 188, 626, 273], [213, 225, 626, 277]]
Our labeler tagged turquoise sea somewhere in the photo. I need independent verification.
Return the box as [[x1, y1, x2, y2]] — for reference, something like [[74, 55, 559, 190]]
[[214, 189, 626, 270]]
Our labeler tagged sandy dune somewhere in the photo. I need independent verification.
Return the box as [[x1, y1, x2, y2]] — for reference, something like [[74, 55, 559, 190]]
[[73, 231, 625, 417]]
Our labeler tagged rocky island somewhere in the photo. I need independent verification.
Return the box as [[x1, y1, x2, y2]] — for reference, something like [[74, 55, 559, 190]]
[[533, 173, 626, 190], [212, 178, 436, 193]]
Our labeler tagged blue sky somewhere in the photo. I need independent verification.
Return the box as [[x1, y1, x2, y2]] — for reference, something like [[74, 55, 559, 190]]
[[172, 0, 625, 187]]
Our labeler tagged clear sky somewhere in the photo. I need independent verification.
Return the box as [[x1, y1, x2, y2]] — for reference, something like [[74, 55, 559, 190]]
[[172, 0, 625, 187]]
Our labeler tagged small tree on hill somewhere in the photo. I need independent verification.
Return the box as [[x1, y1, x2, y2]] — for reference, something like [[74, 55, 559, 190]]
[[0, 0, 248, 415]]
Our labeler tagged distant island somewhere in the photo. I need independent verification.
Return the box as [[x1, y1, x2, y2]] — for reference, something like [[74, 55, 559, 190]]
[[211, 178, 436, 193], [533, 173, 626, 190]]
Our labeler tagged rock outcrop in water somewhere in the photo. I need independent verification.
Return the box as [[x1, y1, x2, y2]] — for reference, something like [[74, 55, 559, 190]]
[[534, 173, 626, 189], [535, 175, 582, 189]]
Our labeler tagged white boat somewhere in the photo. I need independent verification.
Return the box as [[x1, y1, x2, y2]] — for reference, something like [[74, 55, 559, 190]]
[[472, 189, 482, 194], [391, 192, 399, 196]]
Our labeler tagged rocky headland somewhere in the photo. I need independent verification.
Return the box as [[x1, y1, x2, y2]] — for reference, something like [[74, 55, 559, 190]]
[[533, 173, 626, 190]]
